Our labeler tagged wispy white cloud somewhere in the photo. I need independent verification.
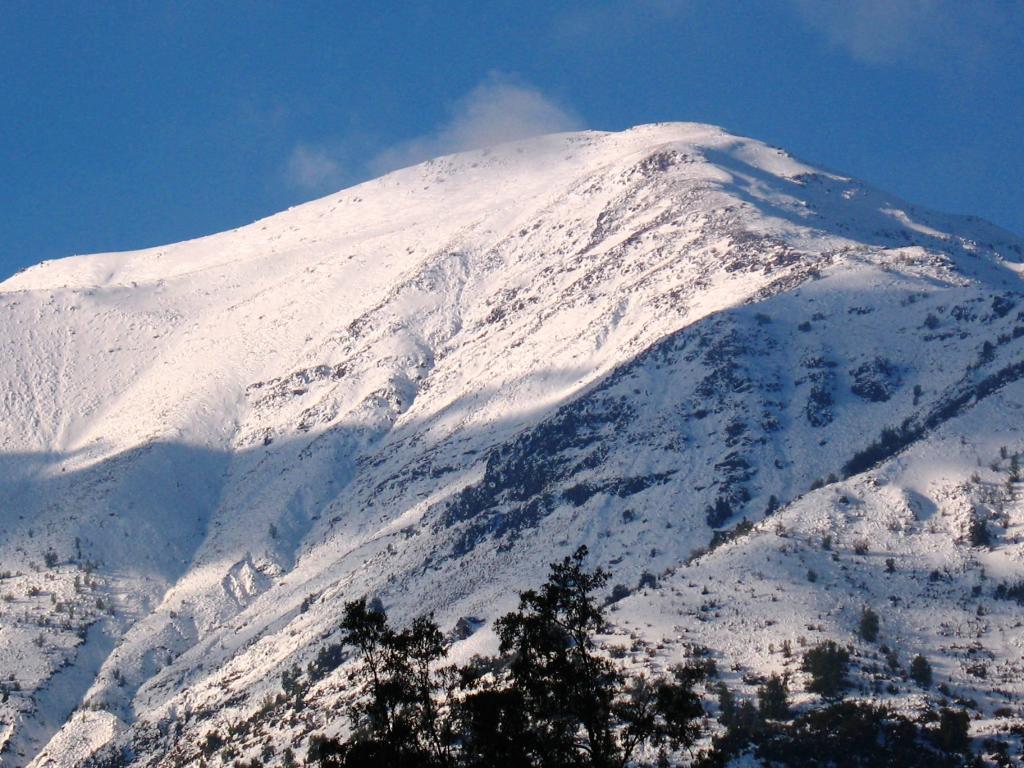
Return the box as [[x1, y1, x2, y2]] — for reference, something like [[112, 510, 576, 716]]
[[791, 0, 1023, 67], [282, 75, 581, 196], [370, 73, 583, 175], [284, 143, 346, 194], [553, 0, 690, 41]]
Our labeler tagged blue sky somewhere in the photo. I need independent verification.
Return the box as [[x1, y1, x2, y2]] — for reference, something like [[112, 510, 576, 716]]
[[2, 1, 1022, 278]]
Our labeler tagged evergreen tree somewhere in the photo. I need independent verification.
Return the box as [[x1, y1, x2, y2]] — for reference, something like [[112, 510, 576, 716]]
[[494, 546, 704, 768], [931, 708, 970, 755], [968, 512, 991, 547], [749, 702, 972, 768], [858, 606, 880, 642], [715, 682, 736, 728], [335, 597, 451, 767], [453, 682, 532, 768], [314, 549, 706, 768], [494, 546, 617, 766], [757, 674, 790, 721], [909, 654, 933, 688], [801, 641, 850, 699]]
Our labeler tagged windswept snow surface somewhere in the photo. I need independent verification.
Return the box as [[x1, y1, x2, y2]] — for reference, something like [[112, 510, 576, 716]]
[[1, 123, 1023, 765]]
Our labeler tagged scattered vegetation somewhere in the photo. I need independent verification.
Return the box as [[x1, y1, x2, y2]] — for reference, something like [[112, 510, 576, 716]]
[[308, 547, 705, 767], [295, 554, 982, 767], [706, 701, 975, 768]]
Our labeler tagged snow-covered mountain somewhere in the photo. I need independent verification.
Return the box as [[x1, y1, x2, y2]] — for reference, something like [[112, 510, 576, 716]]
[[1, 123, 1023, 766]]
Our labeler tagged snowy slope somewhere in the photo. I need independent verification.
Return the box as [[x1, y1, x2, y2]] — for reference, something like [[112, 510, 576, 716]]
[[0, 123, 1022, 766]]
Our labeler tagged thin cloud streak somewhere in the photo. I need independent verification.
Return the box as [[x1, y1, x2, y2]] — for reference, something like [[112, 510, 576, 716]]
[[369, 74, 583, 175], [791, 0, 1024, 67], [284, 143, 346, 194], [552, 0, 692, 44], [282, 75, 582, 196]]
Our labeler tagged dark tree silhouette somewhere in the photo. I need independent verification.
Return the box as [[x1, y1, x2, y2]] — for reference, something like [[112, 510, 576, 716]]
[[312, 547, 705, 768], [858, 607, 880, 643], [330, 597, 452, 767], [757, 674, 790, 721], [801, 641, 850, 700], [910, 654, 933, 689]]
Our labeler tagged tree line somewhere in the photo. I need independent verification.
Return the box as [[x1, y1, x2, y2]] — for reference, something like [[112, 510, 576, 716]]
[[304, 547, 985, 767]]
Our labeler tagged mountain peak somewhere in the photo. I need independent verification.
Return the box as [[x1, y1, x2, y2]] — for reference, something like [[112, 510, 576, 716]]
[[7, 123, 1020, 298], [2, 125, 1023, 766]]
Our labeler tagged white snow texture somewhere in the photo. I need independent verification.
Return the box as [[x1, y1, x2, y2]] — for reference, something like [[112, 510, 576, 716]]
[[1, 123, 1023, 766]]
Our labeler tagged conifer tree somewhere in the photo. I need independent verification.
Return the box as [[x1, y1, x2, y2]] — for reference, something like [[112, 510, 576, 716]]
[[909, 654, 932, 688], [802, 641, 850, 699], [317, 548, 707, 768], [858, 606, 879, 642], [757, 674, 790, 721]]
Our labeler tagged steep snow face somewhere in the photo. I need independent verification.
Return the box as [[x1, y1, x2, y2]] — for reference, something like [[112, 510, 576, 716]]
[[1, 123, 1022, 766]]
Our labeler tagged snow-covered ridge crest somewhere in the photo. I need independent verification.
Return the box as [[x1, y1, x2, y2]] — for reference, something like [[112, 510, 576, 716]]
[[1, 123, 1023, 766]]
